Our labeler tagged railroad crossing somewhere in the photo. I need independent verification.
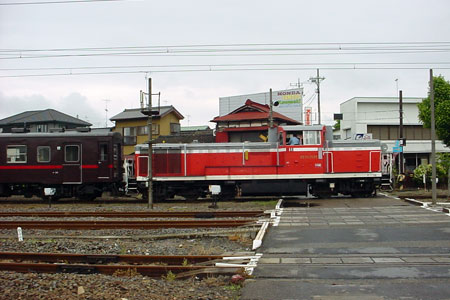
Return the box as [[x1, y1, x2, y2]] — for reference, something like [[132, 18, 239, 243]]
[[242, 195, 450, 300]]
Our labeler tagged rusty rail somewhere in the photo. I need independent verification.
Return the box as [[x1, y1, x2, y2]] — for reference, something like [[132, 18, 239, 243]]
[[0, 210, 265, 218], [0, 219, 255, 229], [0, 251, 223, 265], [0, 252, 245, 278], [0, 262, 241, 278]]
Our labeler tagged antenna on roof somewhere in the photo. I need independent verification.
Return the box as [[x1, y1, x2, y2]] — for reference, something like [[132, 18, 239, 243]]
[[103, 99, 111, 128]]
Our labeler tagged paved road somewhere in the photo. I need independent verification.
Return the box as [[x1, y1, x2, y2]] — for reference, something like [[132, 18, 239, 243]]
[[241, 195, 450, 300]]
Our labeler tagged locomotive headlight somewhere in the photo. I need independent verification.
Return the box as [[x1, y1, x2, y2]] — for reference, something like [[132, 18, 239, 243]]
[[329, 183, 335, 189]]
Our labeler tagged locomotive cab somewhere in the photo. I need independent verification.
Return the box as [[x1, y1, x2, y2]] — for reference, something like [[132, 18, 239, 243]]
[[277, 125, 324, 147]]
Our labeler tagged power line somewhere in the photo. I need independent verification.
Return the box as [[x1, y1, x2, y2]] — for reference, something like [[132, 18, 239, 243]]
[[2, 61, 450, 72], [1, 50, 449, 60], [2, 66, 450, 78], [2, 43, 450, 59], [0, 0, 128, 6], [1, 41, 450, 52]]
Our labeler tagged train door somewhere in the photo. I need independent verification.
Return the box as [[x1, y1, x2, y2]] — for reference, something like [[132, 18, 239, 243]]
[[63, 143, 82, 184], [97, 142, 110, 179]]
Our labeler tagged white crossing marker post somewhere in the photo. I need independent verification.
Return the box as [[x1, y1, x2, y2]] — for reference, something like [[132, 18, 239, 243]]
[[17, 227, 23, 242]]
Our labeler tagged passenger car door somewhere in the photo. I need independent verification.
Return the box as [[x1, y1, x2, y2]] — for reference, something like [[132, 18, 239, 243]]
[[63, 143, 82, 184], [97, 142, 110, 179]]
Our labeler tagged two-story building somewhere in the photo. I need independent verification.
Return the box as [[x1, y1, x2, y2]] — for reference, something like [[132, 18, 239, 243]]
[[0, 109, 91, 133], [110, 106, 184, 155]]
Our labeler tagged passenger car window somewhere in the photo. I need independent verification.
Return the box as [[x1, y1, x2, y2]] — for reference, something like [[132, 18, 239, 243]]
[[99, 144, 108, 161], [65, 145, 79, 162], [37, 146, 51, 163], [7, 145, 27, 163]]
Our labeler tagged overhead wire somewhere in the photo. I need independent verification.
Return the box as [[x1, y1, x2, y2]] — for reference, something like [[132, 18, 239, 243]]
[[2, 66, 450, 78], [0, 0, 129, 5], [1, 49, 450, 60], [1, 61, 450, 72], [1, 41, 449, 77], [1, 41, 450, 52], [1, 42, 450, 59]]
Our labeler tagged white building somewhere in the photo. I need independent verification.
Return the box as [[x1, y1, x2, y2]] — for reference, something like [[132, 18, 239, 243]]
[[219, 88, 304, 123], [339, 97, 450, 173]]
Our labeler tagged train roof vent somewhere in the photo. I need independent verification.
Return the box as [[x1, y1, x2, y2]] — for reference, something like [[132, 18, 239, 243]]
[[11, 128, 29, 133], [75, 127, 91, 132]]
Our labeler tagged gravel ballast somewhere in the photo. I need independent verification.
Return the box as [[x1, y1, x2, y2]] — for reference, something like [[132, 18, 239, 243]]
[[0, 199, 275, 299]]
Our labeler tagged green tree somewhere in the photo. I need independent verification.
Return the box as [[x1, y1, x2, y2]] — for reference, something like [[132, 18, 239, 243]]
[[438, 153, 450, 172], [418, 75, 450, 147], [333, 119, 340, 131]]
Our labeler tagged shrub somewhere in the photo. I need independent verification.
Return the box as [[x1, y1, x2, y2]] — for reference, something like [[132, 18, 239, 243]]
[[413, 164, 446, 187]]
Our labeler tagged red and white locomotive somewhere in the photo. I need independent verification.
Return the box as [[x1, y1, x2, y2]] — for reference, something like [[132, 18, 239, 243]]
[[134, 125, 382, 200]]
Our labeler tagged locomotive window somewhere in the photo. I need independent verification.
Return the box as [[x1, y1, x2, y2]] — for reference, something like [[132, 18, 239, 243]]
[[303, 131, 321, 145], [7, 145, 27, 163], [65, 145, 79, 162], [37, 146, 51, 163]]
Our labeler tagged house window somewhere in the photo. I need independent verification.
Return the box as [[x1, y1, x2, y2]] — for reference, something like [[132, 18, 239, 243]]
[[36, 124, 48, 132], [7, 145, 27, 163], [123, 127, 137, 145], [37, 146, 51, 163], [137, 126, 148, 136], [152, 124, 160, 135], [65, 145, 80, 163], [170, 123, 180, 135]]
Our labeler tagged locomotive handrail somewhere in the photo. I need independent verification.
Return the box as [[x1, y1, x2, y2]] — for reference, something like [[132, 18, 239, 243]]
[[152, 142, 277, 150], [323, 151, 334, 173], [276, 142, 279, 166], [184, 144, 187, 176]]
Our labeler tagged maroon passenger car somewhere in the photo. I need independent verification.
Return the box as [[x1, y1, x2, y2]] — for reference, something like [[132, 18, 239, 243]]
[[0, 129, 123, 200]]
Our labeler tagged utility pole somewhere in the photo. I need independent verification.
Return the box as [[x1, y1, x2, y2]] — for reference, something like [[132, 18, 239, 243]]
[[269, 88, 273, 128], [399, 90, 404, 174], [290, 78, 302, 89], [430, 69, 437, 205], [147, 78, 154, 209], [309, 69, 325, 124]]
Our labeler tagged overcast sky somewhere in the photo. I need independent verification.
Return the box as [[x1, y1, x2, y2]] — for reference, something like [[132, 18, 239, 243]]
[[1, 0, 449, 128]]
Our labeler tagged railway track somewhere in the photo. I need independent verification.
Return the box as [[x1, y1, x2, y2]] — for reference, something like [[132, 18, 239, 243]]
[[0, 219, 257, 229], [0, 252, 248, 278], [0, 210, 265, 218]]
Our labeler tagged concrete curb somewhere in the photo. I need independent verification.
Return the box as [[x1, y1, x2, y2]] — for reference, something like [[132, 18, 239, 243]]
[[403, 197, 450, 214], [252, 199, 283, 250], [403, 197, 425, 206], [252, 221, 269, 250]]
